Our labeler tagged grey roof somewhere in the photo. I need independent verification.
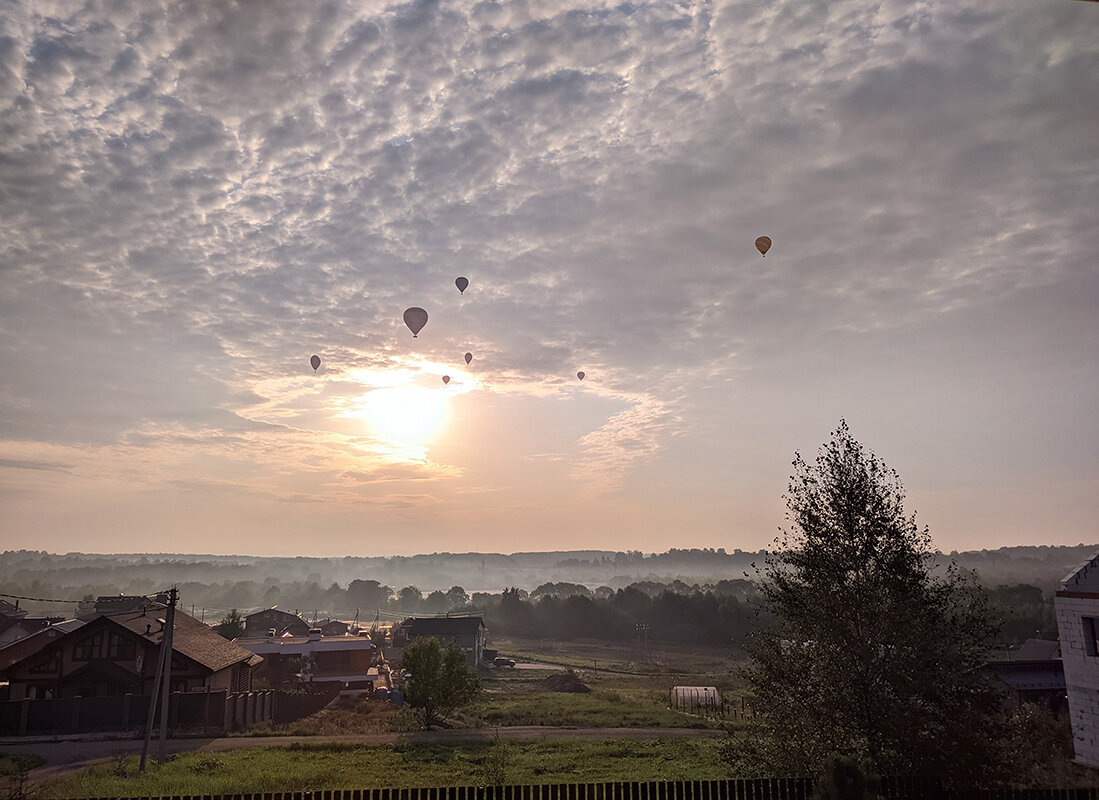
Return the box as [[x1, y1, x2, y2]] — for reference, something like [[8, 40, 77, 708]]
[[1059, 552, 1099, 591], [407, 616, 485, 636], [1014, 638, 1061, 661]]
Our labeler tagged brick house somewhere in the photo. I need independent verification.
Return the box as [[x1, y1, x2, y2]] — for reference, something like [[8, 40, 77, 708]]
[[1054, 552, 1099, 767]]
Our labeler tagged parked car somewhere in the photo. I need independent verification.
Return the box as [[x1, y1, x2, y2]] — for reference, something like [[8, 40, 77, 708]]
[[493, 656, 516, 668]]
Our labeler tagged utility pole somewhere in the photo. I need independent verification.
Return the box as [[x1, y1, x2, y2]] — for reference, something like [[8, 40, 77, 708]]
[[158, 586, 177, 763], [140, 587, 176, 771], [635, 623, 651, 664]]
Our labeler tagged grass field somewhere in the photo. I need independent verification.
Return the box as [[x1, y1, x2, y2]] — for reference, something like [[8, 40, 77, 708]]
[[36, 738, 730, 799], [242, 641, 745, 735]]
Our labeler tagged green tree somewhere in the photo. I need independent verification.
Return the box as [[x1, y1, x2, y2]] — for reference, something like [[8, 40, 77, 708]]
[[446, 585, 470, 609], [347, 579, 392, 610], [399, 636, 481, 728], [214, 608, 245, 640], [728, 421, 1001, 784]]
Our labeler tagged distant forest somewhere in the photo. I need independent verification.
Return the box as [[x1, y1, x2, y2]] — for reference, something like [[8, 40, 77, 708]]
[[1, 544, 1090, 647]]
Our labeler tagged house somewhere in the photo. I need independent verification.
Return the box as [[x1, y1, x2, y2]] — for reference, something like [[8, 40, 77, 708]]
[[0, 620, 85, 672], [234, 629, 377, 692], [985, 638, 1066, 711], [0, 614, 67, 647], [1054, 552, 1099, 767], [0, 620, 85, 699], [244, 607, 311, 638], [0, 599, 27, 625], [317, 619, 350, 637], [394, 615, 488, 666], [83, 594, 169, 618], [1, 606, 260, 700]]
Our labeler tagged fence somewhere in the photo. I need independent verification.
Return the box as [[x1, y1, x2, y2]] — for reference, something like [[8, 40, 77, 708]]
[[0, 687, 338, 736], [52, 778, 1099, 800]]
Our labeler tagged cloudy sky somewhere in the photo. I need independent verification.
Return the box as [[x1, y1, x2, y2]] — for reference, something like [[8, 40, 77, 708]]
[[1, 0, 1096, 558]]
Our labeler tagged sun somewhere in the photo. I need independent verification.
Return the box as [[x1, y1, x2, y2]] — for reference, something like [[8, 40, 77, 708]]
[[359, 386, 448, 444]]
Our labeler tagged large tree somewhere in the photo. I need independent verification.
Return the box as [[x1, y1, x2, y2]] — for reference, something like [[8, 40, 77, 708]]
[[399, 636, 481, 728], [729, 421, 1001, 784]]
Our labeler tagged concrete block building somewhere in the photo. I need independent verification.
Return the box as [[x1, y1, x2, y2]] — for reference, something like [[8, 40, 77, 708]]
[[1054, 552, 1099, 767]]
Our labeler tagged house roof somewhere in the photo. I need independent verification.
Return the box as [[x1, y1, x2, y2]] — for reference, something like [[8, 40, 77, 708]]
[[1014, 638, 1061, 661], [407, 616, 486, 636], [108, 609, 256, 673], [245, 608, 305, 622], [1059, 552, 1099, 594], [234, 634, 376, 655], [986, 659, 1066, 692]]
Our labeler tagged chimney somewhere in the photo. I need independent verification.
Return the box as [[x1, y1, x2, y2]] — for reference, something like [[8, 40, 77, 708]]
[[145, 624, 151, 635]]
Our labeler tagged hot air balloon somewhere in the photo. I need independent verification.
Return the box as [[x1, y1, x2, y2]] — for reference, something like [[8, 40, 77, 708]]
[[310, 355, 321, 372], [755, 236, 772, 256], [455, 277, 469, 295], [577, 371, 585, 381], [403, 307, 428, 337], [442, 375, 451, 386], [464, 352, 472, 365]]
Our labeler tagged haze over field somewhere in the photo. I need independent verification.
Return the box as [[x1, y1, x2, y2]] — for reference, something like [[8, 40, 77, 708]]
[[1, 0, 1096, 556]]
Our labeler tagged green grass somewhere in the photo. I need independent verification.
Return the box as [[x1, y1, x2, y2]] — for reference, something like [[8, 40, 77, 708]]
[[472, 686, 714, 729], [38, 739, 730, 799]]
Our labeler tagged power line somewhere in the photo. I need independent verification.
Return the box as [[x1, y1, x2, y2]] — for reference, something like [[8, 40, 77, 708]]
[[0, 591, 85, 604], [0, 590, 174, 605]]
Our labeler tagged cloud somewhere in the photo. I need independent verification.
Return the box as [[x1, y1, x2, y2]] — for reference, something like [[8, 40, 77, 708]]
[[0, 0, 1095, 552], [0, 458, 73, 473]]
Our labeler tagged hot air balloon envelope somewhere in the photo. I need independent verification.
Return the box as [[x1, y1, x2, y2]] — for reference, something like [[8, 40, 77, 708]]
[[403, 307, 429, 337], [755, 236, 772, 256], [455, 277, 469, 295], [464, 352, 472, 365], [310, 355, 321, 372], [577, 371, 585, 381], [442, 375, 451, 385]]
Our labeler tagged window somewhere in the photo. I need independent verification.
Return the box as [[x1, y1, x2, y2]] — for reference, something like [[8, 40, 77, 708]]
[[72, 633, 103, 661], [1084, 617, 1099, 657], [30, 653, 60, 674], [107, 632, 136, 660]]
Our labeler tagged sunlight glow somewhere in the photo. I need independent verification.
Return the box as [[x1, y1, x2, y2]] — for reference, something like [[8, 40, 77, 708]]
[[356, 386, 449, 445]]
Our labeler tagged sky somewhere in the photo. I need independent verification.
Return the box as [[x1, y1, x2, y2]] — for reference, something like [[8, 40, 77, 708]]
[[0, 0, 1096, 558]]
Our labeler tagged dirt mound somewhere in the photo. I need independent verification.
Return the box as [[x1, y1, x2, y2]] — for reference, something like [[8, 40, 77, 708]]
[[541, 671, 591, 693]]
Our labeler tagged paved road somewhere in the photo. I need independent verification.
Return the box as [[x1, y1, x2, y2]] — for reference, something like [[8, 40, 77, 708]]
[[3, 726, 725, 783]]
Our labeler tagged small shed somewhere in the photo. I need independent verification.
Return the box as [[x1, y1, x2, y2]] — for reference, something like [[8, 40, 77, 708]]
[[672, 685, 721, 709]]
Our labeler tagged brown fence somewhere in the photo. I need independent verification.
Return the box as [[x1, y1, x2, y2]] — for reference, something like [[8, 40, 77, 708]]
[[0, 687, 338, 736], [55, 779, 1099, 800]]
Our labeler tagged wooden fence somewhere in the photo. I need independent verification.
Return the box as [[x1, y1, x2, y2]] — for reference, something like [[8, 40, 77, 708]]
[[70, 778, 1099, 800]]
